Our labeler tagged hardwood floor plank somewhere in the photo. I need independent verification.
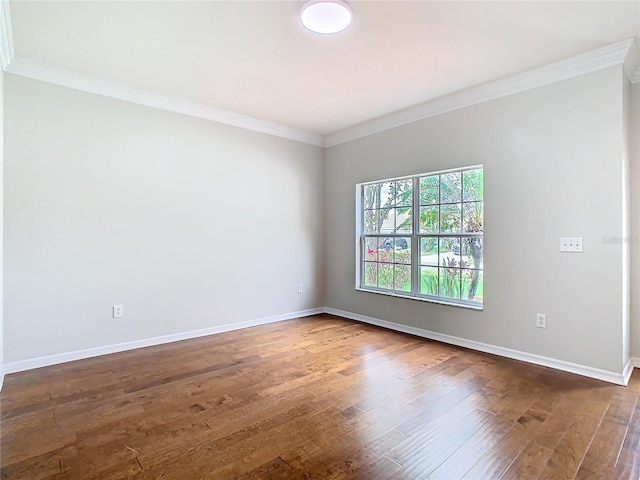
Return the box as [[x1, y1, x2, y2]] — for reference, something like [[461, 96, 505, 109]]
[[537, 409, 607, 480], [2, 315, 640, 480], [428, 444, 486, 480], [499, 441, 554, 480], [233, 456, 293, 480], [393, 408, 494, 478], [574, 419, 628, 479]]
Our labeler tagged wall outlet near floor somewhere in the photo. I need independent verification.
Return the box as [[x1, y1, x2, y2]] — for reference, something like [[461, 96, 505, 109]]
[[113, 305, 123, 318], [536, 313, 547, 328], [298, 284, 303, 294]]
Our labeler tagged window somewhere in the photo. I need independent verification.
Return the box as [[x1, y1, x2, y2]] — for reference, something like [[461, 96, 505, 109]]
[[357, 166, 483, 308]]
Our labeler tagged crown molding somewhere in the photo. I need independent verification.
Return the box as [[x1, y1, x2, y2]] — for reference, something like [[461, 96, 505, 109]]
[[5, 56, 325, 147], [0, 0, 14, 69], [325, 38, 636, 147], [624, 37, 640, 84], [1, 8, 636, 149]]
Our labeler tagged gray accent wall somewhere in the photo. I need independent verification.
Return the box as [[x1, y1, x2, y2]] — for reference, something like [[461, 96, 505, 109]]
[[4, 74, 325, 363], [325, 66, 628, 374]]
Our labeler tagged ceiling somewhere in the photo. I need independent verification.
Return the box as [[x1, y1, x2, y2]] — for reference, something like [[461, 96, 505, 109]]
[[8, 1, 640, 137]]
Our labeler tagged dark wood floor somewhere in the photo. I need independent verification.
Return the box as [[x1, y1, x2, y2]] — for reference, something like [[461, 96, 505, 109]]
[[1, 314, 640, 479]]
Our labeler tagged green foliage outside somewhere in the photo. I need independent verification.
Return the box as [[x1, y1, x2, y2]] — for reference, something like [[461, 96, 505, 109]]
[[363, 168, 483, 303]]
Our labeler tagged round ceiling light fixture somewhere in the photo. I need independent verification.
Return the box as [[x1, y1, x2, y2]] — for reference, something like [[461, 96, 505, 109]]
[[300, 0, 352, 34]]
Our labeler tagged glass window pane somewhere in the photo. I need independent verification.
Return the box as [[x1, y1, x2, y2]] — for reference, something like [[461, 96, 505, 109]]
[[440, 172, 461, 203], [364, 238, 378, 261], [378, 264, 393, 289], [364, 182, 394, 208], [394, 265, 411, 292], [462, 237, 483, 269], [379, 182, 394, 207], [463, 202, 483, 233], [395, 207, 412, 233], [462, 269, 483, 303], [364, 210, 378, 233], [420, 237, 438, 266], [379, 208, 394, 233], [439, 267, 461, 299], [394, 237, 411, 264], [463, 169, 483, 202], [420, 175, 439, 205], [363, 184, 378, 210], [458, 243, 471, 269], [377, 238, 393, 263], [419, 206, 439, 233], [420, 266, 439, 296], [364, 262, 377, 288], [440, 204, 461, 233], [396, 179, 412, 207], [439, 237, 462, 268]]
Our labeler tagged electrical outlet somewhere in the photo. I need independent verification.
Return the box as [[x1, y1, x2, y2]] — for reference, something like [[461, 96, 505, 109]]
[[298, 284, 303, 294], [536, 313, 547, 329], [560, 237, 583, 252], [113, 305, 123, 318]]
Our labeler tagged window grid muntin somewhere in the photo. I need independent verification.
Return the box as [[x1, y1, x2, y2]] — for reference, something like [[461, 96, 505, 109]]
[[417, 233, 483, 301], [359, 166, 483, 308], [361, 235, 413, 293]]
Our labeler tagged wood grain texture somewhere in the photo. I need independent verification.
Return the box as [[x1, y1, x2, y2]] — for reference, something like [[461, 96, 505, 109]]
[[2, 314, 640, 479]]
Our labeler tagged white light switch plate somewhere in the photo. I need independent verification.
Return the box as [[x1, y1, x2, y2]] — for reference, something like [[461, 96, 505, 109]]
[[560, 237, 583, 252]]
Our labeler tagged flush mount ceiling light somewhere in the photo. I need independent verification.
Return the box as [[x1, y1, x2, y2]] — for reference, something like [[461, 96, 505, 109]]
[[300, 0, 352, 34]]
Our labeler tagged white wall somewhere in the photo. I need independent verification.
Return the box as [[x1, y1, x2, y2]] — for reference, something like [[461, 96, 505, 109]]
[[4, 74, 325, 364], [325, 66, 628, 375], [631, 81, 640, 360]]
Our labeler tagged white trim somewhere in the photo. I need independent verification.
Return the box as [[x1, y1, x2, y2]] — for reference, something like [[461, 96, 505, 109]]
[[325, 39, 636, 147], [0, 0, 13, 69], [1, 39, 635, 148], [4, 57, 325, 147], [324, 307, 631, 386], [623, 357, 634, 385], [3, 306, 637, 386], [3, 308, 323, 375], [624, 38, 640, 84], [0, 0, 9, 393]]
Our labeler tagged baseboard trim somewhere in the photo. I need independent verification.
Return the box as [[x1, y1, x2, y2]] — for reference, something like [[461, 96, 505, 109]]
[[324, 307, 630, 386], [623, 357, 635, 385], [3, 308, 324, 375], [4, 306, 634, 387]]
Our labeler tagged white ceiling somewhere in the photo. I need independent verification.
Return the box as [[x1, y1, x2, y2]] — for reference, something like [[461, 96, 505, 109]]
[[8, 1, 640, 137]]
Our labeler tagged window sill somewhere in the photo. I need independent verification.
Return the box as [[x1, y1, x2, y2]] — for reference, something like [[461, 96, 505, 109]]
[[355, 287, 483, 311]]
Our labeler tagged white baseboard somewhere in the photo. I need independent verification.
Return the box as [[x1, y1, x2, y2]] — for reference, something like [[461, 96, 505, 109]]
[[623, 357, 635, 385], [324, 307, 631, 386], [4, 306, 635, 388], [3, 308, 324, 375]]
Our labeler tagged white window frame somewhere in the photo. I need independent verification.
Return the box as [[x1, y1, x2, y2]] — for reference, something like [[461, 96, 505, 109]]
[[355, 165, 483, 310]]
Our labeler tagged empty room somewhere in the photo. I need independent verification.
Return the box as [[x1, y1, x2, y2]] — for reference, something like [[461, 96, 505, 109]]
[[1, 1, 640, 479]]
